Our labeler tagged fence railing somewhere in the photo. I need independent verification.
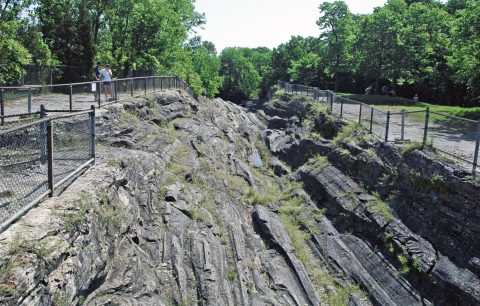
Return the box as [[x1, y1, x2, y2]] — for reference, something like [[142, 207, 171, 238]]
[[278, 81, 480, 176], [0, 107, 96, 231], [0, 75, 193, 127]]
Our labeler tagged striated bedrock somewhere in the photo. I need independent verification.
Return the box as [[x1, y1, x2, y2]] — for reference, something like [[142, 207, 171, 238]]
[[0, 91, 331, 306], [259, 91, 480, 305]]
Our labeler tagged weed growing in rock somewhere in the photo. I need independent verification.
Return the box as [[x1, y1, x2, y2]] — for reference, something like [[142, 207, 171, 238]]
[[306, 155, 331, 171], [333, 123, 361, 146], [402, 141, 424, 155], [397, 253, 410, 275], [368, 192, 394, 222], [119, 109, 140, 127], [99, 205, 121, 234], [157, 186, 169, 200], [227, 268, 238, 283], [63, 196, 91, 232], [307, 102, 329, 119], [329, 284, 366, 306], [359, 148, 377, 164], [307, 132, 323, 141], [9, 234, 53, 258]]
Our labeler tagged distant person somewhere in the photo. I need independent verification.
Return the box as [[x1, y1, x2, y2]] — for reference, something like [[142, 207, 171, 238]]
[[93, 62, 101, 101], [94, 62, 101, 80], [365, 85, 372, 95], [388, 88, 396, 97], [413, 94, 419, 102], [99, 64, 113, 101], [382, 85, 389, 95]]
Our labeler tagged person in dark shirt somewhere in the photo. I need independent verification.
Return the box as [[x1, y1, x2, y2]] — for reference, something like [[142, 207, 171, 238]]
[[94, 62, 101, 80]]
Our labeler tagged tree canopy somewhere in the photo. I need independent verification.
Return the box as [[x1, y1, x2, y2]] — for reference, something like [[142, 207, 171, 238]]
[[1, 0, 479, 105]]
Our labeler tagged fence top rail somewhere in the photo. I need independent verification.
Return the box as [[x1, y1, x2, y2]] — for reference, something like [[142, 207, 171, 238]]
[[0, 109, 93, 135], [0, 75, 184, 90], [430, 111, 479, 123], [389, 110, 427, 115]]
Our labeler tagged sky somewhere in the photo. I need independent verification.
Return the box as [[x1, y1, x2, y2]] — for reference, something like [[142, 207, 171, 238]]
[[194, 0, 387, 52]]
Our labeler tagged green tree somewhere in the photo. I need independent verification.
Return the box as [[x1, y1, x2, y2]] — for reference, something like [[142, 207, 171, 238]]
[[448, 0, 480, 100], [219, 47, 260, 103], [317, 1, 354, 91]]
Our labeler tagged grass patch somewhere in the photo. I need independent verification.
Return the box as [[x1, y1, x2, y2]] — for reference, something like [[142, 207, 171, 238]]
[[401, 141, 424, 155], [307, 101, 329, 119], [63, 198, 90, 232], [119, 109, 140, 127], [227, 268, 238, 283], [368, 192, 394, 222], [306, 155, 330, 171], [333, 123, 362, 146], [9, 234, 52, 258], [99, 205, 122, 233]]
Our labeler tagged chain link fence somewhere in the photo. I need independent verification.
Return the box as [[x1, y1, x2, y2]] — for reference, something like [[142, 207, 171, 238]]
[[0, 108, 96, 231], [1, 76, 193, 127], [278, 81, 480, 175]]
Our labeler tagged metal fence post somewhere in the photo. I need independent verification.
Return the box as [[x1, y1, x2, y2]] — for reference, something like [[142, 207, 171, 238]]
[[359, 104, 363, 124], [385, 111, 391, 142], [46, 119, 54, 196], [423, 107, 430, 145], [69, 84, 73, 111], [472, 121, 480, 177], [28, 88, 32, 114], [340, 98, 344, 118], [401, 109, 405, 141], [330, 92, 333, 111], [160, 77, 163, 90], [96, 82, 100, 103], [1, 87, 5, 126], [90, 105, 96, 165], [98, 83, 102, 106], [40, 105, 47, 163], [114, 80, 118, 102], [130, 79, 134, 97], [153, 77, 156, 91], [369, 108, 374, 133], [144, 78, 147, 95]]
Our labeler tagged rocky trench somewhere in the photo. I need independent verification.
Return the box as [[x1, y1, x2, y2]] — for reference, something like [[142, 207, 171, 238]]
[[0, 90, 370, 306], [259, 92, 480, 305], [0, 89, 478, 306]]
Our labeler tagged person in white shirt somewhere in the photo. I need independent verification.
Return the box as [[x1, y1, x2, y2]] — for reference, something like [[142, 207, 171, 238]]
[[99, 64, 113, 101]]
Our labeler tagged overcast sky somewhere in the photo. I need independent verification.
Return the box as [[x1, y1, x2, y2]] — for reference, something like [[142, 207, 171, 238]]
[[194, 0, 387, 52]]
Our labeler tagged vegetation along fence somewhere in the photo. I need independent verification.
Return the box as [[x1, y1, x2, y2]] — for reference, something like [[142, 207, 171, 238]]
[[278, 81, 480, 176], [0, 76, 193, 127]]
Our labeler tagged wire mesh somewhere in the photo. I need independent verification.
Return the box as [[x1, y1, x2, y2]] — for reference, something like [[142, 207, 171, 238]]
[[52, 113, 92, 185], [371, 108, 387, 140], [0, 121, 49, 224], [429, 112, 479, 166], [0, 111, 94, 225], [360, 104, 373, 131], [72, 83, 98, 110]]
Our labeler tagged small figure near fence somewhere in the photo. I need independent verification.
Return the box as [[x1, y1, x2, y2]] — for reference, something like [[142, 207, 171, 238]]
[[99, 64, 113, 101], [365, 85, 373, 95], [382, 85, 389, 95], [413, 94, 419, 103], [388, 88, 396, 97]]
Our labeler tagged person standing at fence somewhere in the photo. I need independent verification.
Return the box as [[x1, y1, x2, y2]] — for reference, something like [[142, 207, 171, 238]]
[[99, 64, 113, 101], [94, 62, 101, 80], [93, 62, 101, 101]]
